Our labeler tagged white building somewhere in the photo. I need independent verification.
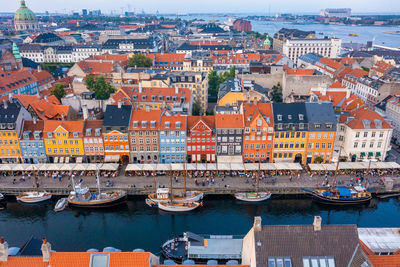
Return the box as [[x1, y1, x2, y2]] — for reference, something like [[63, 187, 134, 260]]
[[354, 76, 383, 108], [385, 92, 400, 142], [338, 106, 392, 162], [320, 8, 351, 18], [282, 38, 342, 65]]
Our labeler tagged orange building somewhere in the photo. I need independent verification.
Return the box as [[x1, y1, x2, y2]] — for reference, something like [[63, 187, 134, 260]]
[[102, 104, 132, 163], [241, 102, 274, 163]]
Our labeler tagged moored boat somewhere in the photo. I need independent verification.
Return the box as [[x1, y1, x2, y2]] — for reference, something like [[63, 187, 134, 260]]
[[304, 186, 371, 205], [147, 188, 203, 205], [348, 33, 358, 37], [16, 192, 52, 203], [234, 192, 272, 202], [54, 198, 68, 212], [0, 193, 4, 201], [157, 200, 201, 212]]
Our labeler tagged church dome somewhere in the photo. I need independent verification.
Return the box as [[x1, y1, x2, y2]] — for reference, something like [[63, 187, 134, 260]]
[[14, 0, 36, 21]]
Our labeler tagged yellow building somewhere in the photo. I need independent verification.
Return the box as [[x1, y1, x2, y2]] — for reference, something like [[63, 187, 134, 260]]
[[0, 101, 32, 163], [43, 120, 85, 163]]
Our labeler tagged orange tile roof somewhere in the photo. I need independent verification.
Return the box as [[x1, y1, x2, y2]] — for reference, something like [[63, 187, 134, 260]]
[[160, 115, 187, 130], [367, 255, 400, 267], [0, 257, 47, 267], [0, 68, 37, 94], [318, 57, 343, 71], [49, 252, 151, 267], [212, 53, 261, 64], [30, 99, 70, 120], [242, 102, 273, 127], [129, 109, 162, 130], [329, 81, 347, 89], [20, 120, 45, 139], [86, 54, 129, 66], [43, 120, 84, 137], [14, 94, 43, 108], [31, 69, 55, 87], [216, 114, 244, 129], [371, 61, 393, 74], [345, 106, 391, 129], [187, 115, 215, 131], [113, 87, 191, 105], [76, 61, 114, 74], [147, 53, 186, 67], [155, 265, 247, 267], [340, 57, 355, 65]]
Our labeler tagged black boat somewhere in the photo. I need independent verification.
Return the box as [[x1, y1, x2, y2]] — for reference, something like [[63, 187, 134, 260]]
[[161, 232, 243, 264], [303, 186, 372, 205]]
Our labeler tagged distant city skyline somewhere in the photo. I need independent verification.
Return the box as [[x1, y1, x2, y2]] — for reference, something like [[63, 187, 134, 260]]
[[2, 0, 399, 15]]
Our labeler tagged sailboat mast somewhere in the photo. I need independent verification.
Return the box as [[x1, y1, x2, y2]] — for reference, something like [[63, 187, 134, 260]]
[[96, 170, 101, 196], [256, 160, 260, 194], [184, 163, 187, 195], [332, 146, 342, 188], [170, 174, 173, 201]]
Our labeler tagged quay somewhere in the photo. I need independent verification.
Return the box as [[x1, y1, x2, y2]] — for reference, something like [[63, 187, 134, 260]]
[[0, 173, 399, 196]]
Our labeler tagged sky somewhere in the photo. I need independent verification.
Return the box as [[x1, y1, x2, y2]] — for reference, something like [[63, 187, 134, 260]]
[[3, 0, 400, 14]]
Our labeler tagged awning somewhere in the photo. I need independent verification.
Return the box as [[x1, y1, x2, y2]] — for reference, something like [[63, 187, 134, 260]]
[[275, 163, 302, 170], [104, 155, 120, 163], [368, 152, 374, 157], [259, 163, 276, 170], [185, 164, 197, 171], [171, 163, 184, 171], [12, 164, 30, 171], [141, 164, 156, 171], [0, 164, 12, 171], [324, 164, 337, 171], [73, 164, 87, 171], [244, 164, 258, 171], [156, 164, 171, 171], [196, 163, 207, 171], [86, 164, 100, 171], [125, 164, 143, 171], [230, 163, 244, 170], [206, 163, 217, 170], [217, 163, 231, 170], [308, 164, 325, 171], [60, 164, 74, 171], [376, 152, 381, 157], [47, 164, 63, 171], [360, 152, 366, 157], [100, 163, 119, 171]]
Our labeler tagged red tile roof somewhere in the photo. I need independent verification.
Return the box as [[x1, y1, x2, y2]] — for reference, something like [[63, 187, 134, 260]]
[[212, 53, 261, 65], [43, 120, 85, 137], [129, 109, 162, 130], [31, 69, 55, 87], [371, 61, 393, 74], [155, 265, 247, 267], [318, 57, 343, 71], [0, 68, 37, 94], [344, 106, 391, 129], [242, 102, 273, 127], [19, 120, 45, 139], [329, 81, 347, 89], [30, 98, 70, 120], [160, 115, 187, 130], [340, 57, 355, 65], [112, 87, 191, 105], [86, 54, 129, 66], [216, 114, 244, 129], [0, 257, 47, 267], [286, 67, 316, 76], [76, 61, 114, 75], [147, 53, 186, 67], [83, 120, 103, 137], [187, 115, 215, 131]]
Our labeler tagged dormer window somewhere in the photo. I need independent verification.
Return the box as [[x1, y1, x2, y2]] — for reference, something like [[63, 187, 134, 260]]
[[86, 128, 92, 136], [278, 123, 283, 130], [299, 114, 304, 120], [299, 123, 304, 130], [166, 96, 171, 102], [150, 121, 156, 128], [165, 121, 170, 128], [23, 132, 30, 140], [48, 132, 53, 138], [277, 115, 282, 121], [133, 121, 139, 128], [95, 128, 101, 136], [315, 124, 321, 129], [172, 96, 177, 102], [141, 121, 148, 128], [73, 132, 79, 138], [34, 133, 40, 140], [288, 115, 292, 120], [176, 121, 181, 128], [159, 96, 164, 101]]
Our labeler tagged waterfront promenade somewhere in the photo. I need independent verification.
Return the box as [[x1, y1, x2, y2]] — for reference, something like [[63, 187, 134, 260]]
[[0, 172, 399, 196]]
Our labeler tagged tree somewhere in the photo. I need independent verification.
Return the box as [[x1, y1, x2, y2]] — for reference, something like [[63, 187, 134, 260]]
[[51, 83, 66, 102], [208, 70, 220, 98], [270, 82, 283, 102], [85, 75, 116, 100], [128, 54, 152, 68], [192, 100, 203, 116]]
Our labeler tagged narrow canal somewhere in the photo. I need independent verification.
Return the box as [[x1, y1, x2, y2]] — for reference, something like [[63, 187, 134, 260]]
[[0, 195, 399, 254]]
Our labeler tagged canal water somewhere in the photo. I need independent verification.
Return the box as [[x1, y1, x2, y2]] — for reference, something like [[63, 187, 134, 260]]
[[0, 195, 400, 254]]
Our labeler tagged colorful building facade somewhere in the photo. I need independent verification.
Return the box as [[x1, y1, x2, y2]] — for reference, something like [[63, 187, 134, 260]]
[[159, 115, 187, 163], [83, 120, 104, 163], [187, 115, 216, 163], [20, 120, 46, 163]]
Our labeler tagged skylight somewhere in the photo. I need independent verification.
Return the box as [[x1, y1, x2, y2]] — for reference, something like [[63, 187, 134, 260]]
[[89, 254, 109, 267]]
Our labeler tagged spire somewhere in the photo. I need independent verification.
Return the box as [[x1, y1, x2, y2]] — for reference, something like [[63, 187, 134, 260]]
[[20, 0, 26, 7]]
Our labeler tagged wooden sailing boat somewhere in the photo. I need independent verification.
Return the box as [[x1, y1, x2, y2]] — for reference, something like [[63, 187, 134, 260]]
[[148, 166, 201, 212], [146, 163, 204, 205], [16, 173, 52, 203], [234, 160, 271, 202], [303, 147, 372, 205]]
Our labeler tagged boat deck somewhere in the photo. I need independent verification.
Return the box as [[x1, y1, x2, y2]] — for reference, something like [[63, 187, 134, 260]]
[[188, 237, 243, 260]]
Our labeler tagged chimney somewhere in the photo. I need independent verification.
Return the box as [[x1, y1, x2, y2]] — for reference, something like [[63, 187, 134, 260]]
[[33, 116, 37, 124], [139, 82, 143, 93], [0, 237, 9, 262], [8, 93, 13, 103], [61, 113, 65, 121], [44, 95, 48, 102], [82, 104, 89, 120], [253, 216, 262, 232], [37, 65, 42, 72], [313, 216, 322, 231], [118, 100, 122, 109], [3, 100, 8, 109], [41, 238, 51, 262]]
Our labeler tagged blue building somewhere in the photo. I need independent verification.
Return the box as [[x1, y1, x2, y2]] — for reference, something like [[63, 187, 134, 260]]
[[159, 115, 187, 163], [19, 120, 47, 163], [0, 68, 38, 97]]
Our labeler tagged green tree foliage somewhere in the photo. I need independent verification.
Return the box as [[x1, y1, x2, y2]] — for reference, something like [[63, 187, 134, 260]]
[[314, 156, 323, 164], [128, 54, 153, 68], [270, 82, 283, 102], [192, 100, 203, 116], [85, 75, 116, 100], [207, 67, 236, 98], [50, 83, 66, 102]]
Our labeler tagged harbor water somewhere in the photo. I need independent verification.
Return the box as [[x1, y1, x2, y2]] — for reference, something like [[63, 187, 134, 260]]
[[0, 195, 399, 254]]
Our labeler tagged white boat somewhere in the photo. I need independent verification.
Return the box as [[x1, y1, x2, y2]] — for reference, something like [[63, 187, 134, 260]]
[[147, 188, 203, 205], [16, 192, 52, 203], [157, 201, 201, 212], [54, 198, 68, 212], [234, 192, 272, 202], [0, 193, 4, 201]]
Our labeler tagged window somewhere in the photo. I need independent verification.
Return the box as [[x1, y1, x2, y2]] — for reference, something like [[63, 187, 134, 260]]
[[268, 257, 292, 267], [355, 132, 360, 138], [302, 257, 335, 267], [364, 132, 368, 138]]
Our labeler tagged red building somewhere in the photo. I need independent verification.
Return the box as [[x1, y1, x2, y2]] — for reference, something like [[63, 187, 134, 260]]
[[187, 116, 216, 163], [232, 19, 252, 32]]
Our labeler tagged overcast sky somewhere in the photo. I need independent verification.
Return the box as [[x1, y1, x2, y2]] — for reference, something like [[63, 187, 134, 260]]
[[4, 0, 399, 14]]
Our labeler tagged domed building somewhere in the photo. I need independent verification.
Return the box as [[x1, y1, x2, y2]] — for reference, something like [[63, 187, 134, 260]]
[[14, 0, 38, 31]]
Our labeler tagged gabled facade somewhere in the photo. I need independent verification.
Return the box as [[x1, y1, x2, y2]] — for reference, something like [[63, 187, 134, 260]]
[[159, 115, 187, 163], [215, 114, 244, 162], [129, 109, 161, 164], [186, 115, 216, 163], [43, 120, 85, 163], [241, 102, 274, 163], [102, 104, 132, 163], [19, 119, 46, 163], [272, 103, 308, 164], [83, 120, 104, 163]]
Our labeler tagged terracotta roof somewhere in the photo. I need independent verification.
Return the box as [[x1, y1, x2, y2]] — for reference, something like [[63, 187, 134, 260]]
[[147, 53, 186, 66], [112, 87, 191, 105], [340, 57, 355, 65], [329, 81, 347, 89], [19, 120, 45, 140], [367, 255, 400, 267], [318, 57, 343, 71], [0, 68, 37, 94], [371, 61, 393, 74], [155, 265, 247, 267], [216, 114, 244, 129], [0, 257, 47, 267], [31, 69, 54, 87], [30, 98, 70, 120], [43, 120, 84, 137], [86, 54, 129, 66], [83, 120, 103, 137], [345, 106, 391, 129], [129, 109, 162, 130], [48, 252, 152, 267], [242, 102, 273, 127], [160, 115, 187, 131], [212, 53, 261, 64], [76, 61, 114, 74], [187, 115, 215, 131]]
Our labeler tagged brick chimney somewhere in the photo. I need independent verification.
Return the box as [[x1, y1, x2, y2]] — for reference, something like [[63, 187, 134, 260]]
[[253, 216, 262, 232], [0, 237, 9, 261], [3, 100, 8, 109], [118, 100, 122, 109], [313, 216, 322, 231], [41, 238, 51, 262]]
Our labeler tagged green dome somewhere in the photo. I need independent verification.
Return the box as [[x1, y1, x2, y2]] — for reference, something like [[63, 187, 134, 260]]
[[264, 33, 271, 46], [14, 0, 36, 21]]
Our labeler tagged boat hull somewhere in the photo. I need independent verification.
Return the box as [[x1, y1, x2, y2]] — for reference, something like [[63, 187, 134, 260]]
[[158, 202, 200, 212], [148, 191, 204, 204], [234, 192, 272, 202], [68, 193, 127, 208], [16, 193, 52, 203], [311, 193, 372, 205]]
